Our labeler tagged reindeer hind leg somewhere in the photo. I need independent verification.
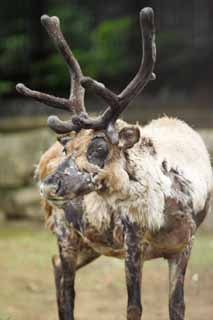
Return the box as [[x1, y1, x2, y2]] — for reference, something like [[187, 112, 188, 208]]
[[168, 243, 192, 320]]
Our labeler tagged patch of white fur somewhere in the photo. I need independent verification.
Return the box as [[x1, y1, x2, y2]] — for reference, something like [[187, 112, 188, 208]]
[[141, 117, 213, 213], [119, 149, 168, 231], [84, 150, 169, 232], [83, 192, 112, 230]]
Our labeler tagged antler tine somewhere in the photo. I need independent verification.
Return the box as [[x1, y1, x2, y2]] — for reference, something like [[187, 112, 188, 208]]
[[41, 15, 86, 114], [48, 115, 79, 134], [16, 83, 70, 111], [73, 7, 156, 142], [81, 77, 120, 110], [119, 7, 156, 106]]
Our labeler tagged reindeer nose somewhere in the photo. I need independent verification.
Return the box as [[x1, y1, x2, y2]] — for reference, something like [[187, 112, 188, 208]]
[[40, 182, 59, 198]]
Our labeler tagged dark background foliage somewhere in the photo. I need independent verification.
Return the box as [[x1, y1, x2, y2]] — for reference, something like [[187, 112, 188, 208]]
[[0, 0, 213, 96]]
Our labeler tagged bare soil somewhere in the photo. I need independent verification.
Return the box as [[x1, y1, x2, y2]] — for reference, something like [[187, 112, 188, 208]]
[[0, 221, 213, 320]]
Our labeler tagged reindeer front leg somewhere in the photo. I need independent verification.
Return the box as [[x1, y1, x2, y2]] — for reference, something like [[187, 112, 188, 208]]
[[168, 243, 192, 320], [52, 255, 65, 320], [52, 205, 80, 320], [58, 232, 79, 320], [124, 218, 145, 320], [52, 247, 100, 320], [52, 202, 100, 320]]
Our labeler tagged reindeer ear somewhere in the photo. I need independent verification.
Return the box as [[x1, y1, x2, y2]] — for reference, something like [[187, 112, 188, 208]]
[[118, 126, 140, 149]]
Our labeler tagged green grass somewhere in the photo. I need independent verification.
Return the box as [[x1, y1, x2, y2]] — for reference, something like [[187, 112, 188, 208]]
[[190, 231, 213, 266]]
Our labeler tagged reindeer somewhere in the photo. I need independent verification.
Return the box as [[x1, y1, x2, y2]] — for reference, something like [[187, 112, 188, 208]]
[[16, 7, 212, 320]]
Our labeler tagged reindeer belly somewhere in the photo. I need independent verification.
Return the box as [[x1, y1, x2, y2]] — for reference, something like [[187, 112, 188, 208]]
[[80, 211, 196, 260], [81, 223, 125, 258], [80, 204, 194, 260], [143, 211, 196, 260]]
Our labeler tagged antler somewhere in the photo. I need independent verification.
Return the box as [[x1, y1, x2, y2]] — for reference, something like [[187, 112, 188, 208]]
[[16, 7, 156, 142], [16, 15, 86, 132]]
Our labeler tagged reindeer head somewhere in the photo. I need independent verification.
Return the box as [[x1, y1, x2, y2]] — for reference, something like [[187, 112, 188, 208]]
[[16, 7, 156, 207]]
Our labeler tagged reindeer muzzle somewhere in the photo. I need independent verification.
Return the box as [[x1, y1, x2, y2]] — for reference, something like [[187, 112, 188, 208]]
[[40, 157, 95, 202]]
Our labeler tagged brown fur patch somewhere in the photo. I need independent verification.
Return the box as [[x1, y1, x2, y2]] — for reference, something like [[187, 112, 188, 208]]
[[38, 141, 63, 180]]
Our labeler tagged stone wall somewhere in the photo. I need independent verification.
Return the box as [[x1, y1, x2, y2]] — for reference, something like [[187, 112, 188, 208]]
[[0, 118, 54, 221]]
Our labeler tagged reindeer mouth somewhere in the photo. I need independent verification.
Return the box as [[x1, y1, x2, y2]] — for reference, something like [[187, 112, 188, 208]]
[[48, 197, 69, 208], [39, 162, 98, 209], [39, 182, 70, 206]]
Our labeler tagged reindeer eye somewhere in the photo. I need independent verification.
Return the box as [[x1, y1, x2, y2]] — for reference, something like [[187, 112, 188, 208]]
[[87, 137, 109, 168]]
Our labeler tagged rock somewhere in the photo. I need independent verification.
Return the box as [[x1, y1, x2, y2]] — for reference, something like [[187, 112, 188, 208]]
[[0, 116, 47, 133], [0, 186, 43, 221], [0, 128, 54, 188]]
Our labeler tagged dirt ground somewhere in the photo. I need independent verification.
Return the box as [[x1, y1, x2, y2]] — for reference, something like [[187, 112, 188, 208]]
[[0, 221, 213, 320]]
